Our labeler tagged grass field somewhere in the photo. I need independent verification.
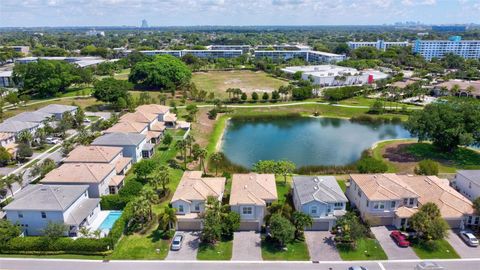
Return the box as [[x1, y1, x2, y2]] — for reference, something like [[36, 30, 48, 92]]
[[261, 238, 310, 261], [337, 237, 388, 260], [192, 70, 288, 98], [411, 239, 460, 259], [197, 239, 233, 260]]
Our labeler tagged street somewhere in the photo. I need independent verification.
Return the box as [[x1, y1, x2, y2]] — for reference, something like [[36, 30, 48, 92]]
[[1, 258, 480, 270]]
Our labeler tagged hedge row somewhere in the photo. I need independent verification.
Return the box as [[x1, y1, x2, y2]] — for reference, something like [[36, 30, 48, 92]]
[[1, 237, 111, 254]]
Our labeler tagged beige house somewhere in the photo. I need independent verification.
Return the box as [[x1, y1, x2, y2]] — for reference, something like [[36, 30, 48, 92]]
[[170, 171, 226, 231], [346, 174, 477, 229], [229, 173, 278, 231], [63, 145, 132, 177], [41, 163, 123, 198], [136, 104, 177, 128]]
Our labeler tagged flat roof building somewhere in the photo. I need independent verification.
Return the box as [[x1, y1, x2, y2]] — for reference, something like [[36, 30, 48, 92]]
[[413, 36, 480, 60], [347, 40, 410, 51], [255, 50, 345, 64]]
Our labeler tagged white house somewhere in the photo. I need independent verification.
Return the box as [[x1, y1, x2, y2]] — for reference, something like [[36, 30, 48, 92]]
[[454, 170, 480, 201], [4, 184, 101, 236], [91, 132, 151, 163], [229, 173, 278, 231], [170, 171, 226, 231], [292, 176, 348, 230]]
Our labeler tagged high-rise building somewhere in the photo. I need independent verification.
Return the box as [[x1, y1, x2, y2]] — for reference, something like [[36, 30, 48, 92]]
[[432, 25, 467, 32], [141, 19, 149, 28], [413, 36, 480, 60], [347, 40, 410, 51]]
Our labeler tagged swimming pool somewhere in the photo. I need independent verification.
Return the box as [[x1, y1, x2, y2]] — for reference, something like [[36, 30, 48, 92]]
[[99, 211, 122, 230]]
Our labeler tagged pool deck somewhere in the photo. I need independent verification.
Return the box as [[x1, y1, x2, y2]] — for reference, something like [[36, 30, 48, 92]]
[[87, 210, 110, 236]]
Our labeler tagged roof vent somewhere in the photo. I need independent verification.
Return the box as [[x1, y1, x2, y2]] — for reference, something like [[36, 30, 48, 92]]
[[244, 185, 248, 189], [313, 186, 318, 190]]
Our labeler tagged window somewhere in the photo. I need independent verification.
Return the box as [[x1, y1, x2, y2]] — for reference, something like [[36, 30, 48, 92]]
[[373, 202, 385, 210], [41, 212, 46, 219], [18, 212, 23, 218], [403, 198, 408, 205], [409, 198, 414, 205], [366, 200, 369, 207], [400, 218, 406, 226], [357, 190, 362, 197], [391, 201, 396, 208], [178, 205, 184, 213], [310, 206, 318, 215], [334, 202, 343, 209], [194, 203, 200, 211], [242, 207, 253, 215]]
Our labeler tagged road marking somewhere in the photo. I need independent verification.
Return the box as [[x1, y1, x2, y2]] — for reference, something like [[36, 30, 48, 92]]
[[377, 262, 386, 270]]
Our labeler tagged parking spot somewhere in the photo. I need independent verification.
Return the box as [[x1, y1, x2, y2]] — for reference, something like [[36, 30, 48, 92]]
[[446, 230, 480, 258], [304, 231, 341, 261], [232, 231, 262, 261], [370, 226, 418, 260], [165, 231, 200, 261]]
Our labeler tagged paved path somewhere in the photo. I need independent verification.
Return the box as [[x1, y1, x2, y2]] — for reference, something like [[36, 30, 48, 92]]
[[232, 231, 262, 261], [178, 102, 423, 110], [304, 231, 341, 261], [165, 232, 200, 261], [446, 230, 480, 258], [2, 258, 480, 270], [370, 226, 418, 260]]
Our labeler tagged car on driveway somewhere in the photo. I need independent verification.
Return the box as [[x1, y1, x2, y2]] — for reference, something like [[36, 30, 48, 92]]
[[390, 230, 410, 247], [170, 234, 184, 251], [46, 137, 61, 144], [458, 231, 479, 247]]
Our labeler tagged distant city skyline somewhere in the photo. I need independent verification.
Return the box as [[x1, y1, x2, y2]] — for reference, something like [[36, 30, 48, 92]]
[[1, 0, 480, 27]]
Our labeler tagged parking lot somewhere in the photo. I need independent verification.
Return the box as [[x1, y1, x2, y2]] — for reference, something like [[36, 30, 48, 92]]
[[304, 231, 341, 261], [446, 230, 480, 258], [165, 231, 200, 261], [370, 226, 418, 260]]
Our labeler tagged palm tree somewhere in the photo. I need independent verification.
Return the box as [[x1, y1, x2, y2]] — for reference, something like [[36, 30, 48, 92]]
[[210, 152, 223, 176], [140, 189, 157, 219], [184, 135, 195, 157], [34, 128, 47, 145], [0, 172, 24, 197], [132, 197, 151, 224], [197, 148, 207, 174], [17, 130, 33, 146], [292, 211, 313, 238], [149, 166, 170, 195], [158, 206, 177, 231], [158, 94, 167, 105], [175, 140, 187, 169]]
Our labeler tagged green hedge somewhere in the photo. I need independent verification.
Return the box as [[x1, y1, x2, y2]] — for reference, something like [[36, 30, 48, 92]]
[[106, 202, 134, 245], [2, 237, 111, 254], [100, 194, 128, 210]]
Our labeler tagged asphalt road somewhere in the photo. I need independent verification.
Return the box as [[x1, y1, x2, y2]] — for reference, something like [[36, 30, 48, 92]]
[[1, 258, 480, 270]]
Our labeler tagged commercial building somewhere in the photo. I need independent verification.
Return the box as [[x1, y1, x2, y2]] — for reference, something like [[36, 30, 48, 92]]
[[281, 65, 388, 87], [255, 50, 345, 64], [15, 56, 107, 68], [413, 36, 480, 60], [347, 40, 410, 51], [432, 80, 480, 99]]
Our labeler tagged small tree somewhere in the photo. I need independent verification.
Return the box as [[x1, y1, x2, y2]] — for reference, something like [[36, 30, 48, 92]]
[[16, 143, 33, 161], [262, 92, 269, 102], [0, 220, 21, 244], [150, 165, 170, 195], [269, 213, 295, 247], [291, 211, 313, 239], [410, 202, 449, 241], [221, 211, 240, 239], [29, 158, 56, 178], [251, 92, 259, 102], [275, 160, 296, 184], [0, 146, 12, 166], [42, 221, 68, 238], [415, 159, 439, 176], [240, 92, 248, 102], [356, 157, 388, 173], [0, 173, 24, 198], [61, 139, 74, 157], [158, 206, 177, 231], [133, 159, 156, 183], [201, 196, 223, 244], [162, 133, 173, 146], [252, 160, 277, 173], [369, 100, 384, 114]]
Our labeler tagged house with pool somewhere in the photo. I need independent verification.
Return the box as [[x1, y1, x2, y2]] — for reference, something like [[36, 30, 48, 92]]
[[171, 171, 226, 231], [3, 184, 100, 236]]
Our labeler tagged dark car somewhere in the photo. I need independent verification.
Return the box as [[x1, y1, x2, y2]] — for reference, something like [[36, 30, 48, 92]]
[[390, 230, 410, 247]]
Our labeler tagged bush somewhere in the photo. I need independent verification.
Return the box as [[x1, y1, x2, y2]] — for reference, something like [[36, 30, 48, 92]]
[[118, 179, 143, 198], [414, 159, 439, 176], [3, 236, 111, 254], [356, 156, 388, 173], [100, 194, 128, 210], [323, 86, 363, 101]]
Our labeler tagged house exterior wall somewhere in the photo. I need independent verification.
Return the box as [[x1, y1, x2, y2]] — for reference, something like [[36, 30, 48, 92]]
[[6, 209, 65, 236], [454, 173, 480, 201]]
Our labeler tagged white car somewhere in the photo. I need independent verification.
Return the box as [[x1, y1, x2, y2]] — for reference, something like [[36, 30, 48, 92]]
[[459, 231, 479, 247], [45, 137, 61, 144], [415, 262, 444, 270], [170, 234, 184, 251]]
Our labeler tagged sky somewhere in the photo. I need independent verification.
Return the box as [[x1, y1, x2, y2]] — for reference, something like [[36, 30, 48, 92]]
[[1, 0, 480, 27]]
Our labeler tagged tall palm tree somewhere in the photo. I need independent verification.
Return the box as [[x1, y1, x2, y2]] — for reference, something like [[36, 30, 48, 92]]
[[175, 140, 187, 169], [184, 135, 195, 158], [210, 152, 223, 176], [158, 206, 177, 231], [17, 130, 33, 146], [140, 189, 157, 219], [35, 128, 47, 145], [132, 197, 151, 223], [0, 172, 24, 197], [197, 148, 207, 174]]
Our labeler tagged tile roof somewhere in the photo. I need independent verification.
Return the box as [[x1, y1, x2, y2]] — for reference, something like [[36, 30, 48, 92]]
[[115, 157, 132, 173], [120, 111, 157, 124], [395, 206, 417, 218], [41, 163, 115, 184], [151, 122, 166, 132], [64, 145, 122, 163], [105, 121, 148, 133], [6, 111, 53, 123], [136, 104, 170, 115], [92, 132, 146, 146], [3, 184, 89, 211], [350, 174, 419, 201], [171, 171, 226, 203], [0, 132, 14, 141], [37, 104, 77, 114], [146, 131, 162, 141], [0, 120, 39, 133], [229, 173, 278, 206], [109, 175, 125, 187], [293, 175, 348, 205], [164, 113, 177, 122]]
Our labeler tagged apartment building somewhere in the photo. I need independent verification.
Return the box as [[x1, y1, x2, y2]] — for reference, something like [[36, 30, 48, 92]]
[[413, 36, 480, 60], [255, 50, 345, 64], [347, 40, 410, 51], [140, 49, 243, 59]]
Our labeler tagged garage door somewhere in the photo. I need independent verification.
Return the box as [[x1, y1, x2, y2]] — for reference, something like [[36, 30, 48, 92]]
[[306, 221, 330, 231], [177, 220, 202, 231], [239, 221, 259, 231]]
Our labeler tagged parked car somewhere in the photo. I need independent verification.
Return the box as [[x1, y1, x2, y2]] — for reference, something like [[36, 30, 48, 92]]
[[83, 118, 91, 123], [390, 230, 410, 247], [45, 137, 61, 144], [170, 234, 184, 251], [458, 231, 479, 247], [347, 267, 368, 270], [415, 261, 444, 270]]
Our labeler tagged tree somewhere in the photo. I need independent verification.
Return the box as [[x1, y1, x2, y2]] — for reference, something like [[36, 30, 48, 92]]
[[201, 196, 223, 244], [17, 130, 33, 146], [262, 92, 269, 102], [406, 101, 480, 151], [335, 212, 367, 246], [158, 206, 177, 231], [221, 211, 240, 239], [93, 77, 132, 103], [61, 139, 74, 157], [369, 100, 384, 114], [415, 159, 439, 176], [196, 148, 208, 174], [0, 220, 21, 244], [0, 173, 24, 197], [253, 160, 277, 173], [186, 104, 199, 121], [210, 152, 223, 176], [129, 55, 192, 90], [133, 159, 156, 183], [356, 157, 388, 173], [251, 92, 259, 102], [74, 107, 85, 128], [149, 165, 170, 195], [162, 133, 173, 145], [269, 214, 295, 247], [0, 146, 11, 166], [29, 158, 56, 178], [410, 202, 449, 241], [175, 139, 188, 169], [5, 92, 20, 107], [16, 143, 33, 161], [291, 211, 313, 238], [42, 221, 68, 238], [275, 160, 296, 183], [271, 91, 280, 102]]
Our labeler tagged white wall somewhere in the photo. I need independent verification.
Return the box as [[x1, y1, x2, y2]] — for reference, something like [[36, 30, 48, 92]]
[[454, 174, 480, 201]]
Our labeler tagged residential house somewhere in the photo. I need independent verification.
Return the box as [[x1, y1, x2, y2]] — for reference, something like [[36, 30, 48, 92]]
[[454, 170, 480, 201], [0, 132, 15, 147], [171, 171, 226, 230], [37, 104, 78, 120], [346, 174, 478, 229], [0, 121, 40, 136], [4, 184, 101, 236], [120, 111, 164, 143], [433, 80, 480, 99], [229, 173, 278, 231], [6, 111, 53, 124], [91, 132, 152, 162], [292, 176, 348, 230], [63, 145, 132, 176], [136, 104, 177, 128], [41, 163, 122, 198]]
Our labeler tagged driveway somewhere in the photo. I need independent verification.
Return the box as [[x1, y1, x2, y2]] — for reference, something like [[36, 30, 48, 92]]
[[165, 231, 200, 261], [370, 226, 418, 260], [304, 231, 341, 261], [446, 230, 480, 258], [232, 231, 262, 261]]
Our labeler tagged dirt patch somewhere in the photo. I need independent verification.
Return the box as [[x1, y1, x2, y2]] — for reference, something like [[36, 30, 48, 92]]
[[191, 107, 216, 148], [382, 142, 419, 174]]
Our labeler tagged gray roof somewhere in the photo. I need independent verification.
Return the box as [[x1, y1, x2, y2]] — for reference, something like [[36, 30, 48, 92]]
[[0, 120, 39, 133], [37, 104, 78, 114], [65, 198, 100, 225], [293, 176, 348, 205], [3, 184, 89, 211], [457, 170, 480, 185], [92, 132, 146, 147], [6, 111, 53, 123]]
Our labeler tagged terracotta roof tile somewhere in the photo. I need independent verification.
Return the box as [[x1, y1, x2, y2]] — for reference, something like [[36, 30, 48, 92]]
[[171, 171, 226, 203], [229, 173, 278, 206]]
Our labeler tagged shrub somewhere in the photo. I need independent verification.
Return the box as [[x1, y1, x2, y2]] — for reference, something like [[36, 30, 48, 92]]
[[100, 194, 128, 210], [118, 179, 143, 198], [356, 156, 388, 173], [323, 86, 363, 101], [414, 159, 439, 176], [2, 237, 111, 254]]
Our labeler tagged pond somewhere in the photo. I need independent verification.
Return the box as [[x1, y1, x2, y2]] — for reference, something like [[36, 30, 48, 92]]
[[220, 117, 413, 168]]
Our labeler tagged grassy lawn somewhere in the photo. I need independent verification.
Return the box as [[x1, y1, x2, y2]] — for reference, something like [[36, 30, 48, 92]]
[[261, 238, 310, 261], [338, 96, 419, 110], [197, 239, 233, 260], [192, 70, 288, 99], [275, 175, 292, 204], [405, 143, 480, 171], [206, 114, 229, 155], [411, 239, 460, 259], [337, 237, 388, 260], [109, 231, 171, 260], [337, 179, 347, 193]]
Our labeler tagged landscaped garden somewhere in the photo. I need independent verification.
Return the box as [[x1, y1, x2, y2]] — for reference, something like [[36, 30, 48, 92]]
[[197, 238, 233, 260]]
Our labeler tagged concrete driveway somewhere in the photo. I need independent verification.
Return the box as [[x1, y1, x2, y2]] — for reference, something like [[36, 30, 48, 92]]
[[232, 231, 262, 261], [166, 231, 200, 261], [370, 226, 418, 260], [304, 231, 341, 261], [446, 230, 480, 258]]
